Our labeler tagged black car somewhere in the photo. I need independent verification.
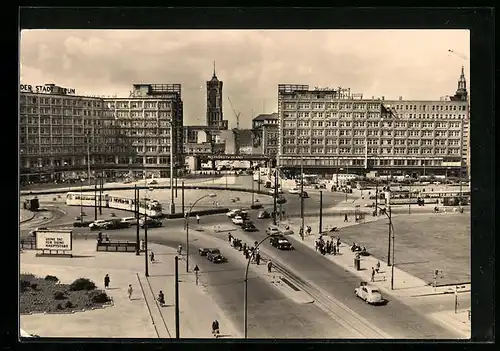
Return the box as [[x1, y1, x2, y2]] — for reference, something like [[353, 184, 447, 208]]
[[199, 248, 220, 256], [276, 197, 287, 204], [140, 218, 162, 228], [270, 235, 294, 250], [257, 210, 271, 219], [207, 253, 227, 263], [299, 191, 309, 198], [241, 222, 258, 232]]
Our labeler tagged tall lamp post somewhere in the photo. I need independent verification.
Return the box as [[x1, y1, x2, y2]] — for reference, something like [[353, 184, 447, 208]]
[[300, 156, 304, 239], [167, 121, 175, 215], [184, 193, 217, 272], [243, 233, 278, 338], [374, 204, 395, 290]]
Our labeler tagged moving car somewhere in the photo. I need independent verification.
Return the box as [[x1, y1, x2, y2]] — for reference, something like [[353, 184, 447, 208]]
[[268, 187, 284, 195], [354, 282, 383, 304], [207, 253, 227, 263], [270, 235, 294, 250], [121, 217, 137, 226], [241, 222, 258, 232], [257, 210, 271, 219], [281, 228, 294, 236], [226, 209, 242, 218], [148, 180, 158, 185], [89, 219, 112, 230], [199, 248, 220, 256], [266, 225, 280, 235], [139, 218, 162, 228], [232, 215, 245, 225], [103, 219, 130, 230], [288, 187, 300, 194]]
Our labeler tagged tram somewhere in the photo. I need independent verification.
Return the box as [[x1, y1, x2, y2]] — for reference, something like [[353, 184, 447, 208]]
[[65, 192, 163, 218]]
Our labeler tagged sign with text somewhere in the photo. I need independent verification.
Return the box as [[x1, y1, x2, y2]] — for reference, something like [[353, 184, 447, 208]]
[[20, 84, 76, 95], [36, 230, 73, 251]]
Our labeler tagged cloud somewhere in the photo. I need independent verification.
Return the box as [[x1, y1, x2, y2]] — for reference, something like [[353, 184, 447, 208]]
[[20, 29, 469, 128]]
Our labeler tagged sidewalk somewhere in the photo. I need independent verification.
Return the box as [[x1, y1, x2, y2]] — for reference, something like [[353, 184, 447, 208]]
[[20, 239, 240, 338], [20, 209, 35, 223], [280, 193, 471, 338]]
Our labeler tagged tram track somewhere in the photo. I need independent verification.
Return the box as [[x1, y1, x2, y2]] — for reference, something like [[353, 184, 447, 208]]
[[273, 261, 391, 339]]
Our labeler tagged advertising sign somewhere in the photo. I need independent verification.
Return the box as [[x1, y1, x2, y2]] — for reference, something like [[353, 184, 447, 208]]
[[36, 230, 73, 251]]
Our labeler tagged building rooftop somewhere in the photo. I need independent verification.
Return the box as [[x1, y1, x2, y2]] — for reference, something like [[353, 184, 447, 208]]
[[253, 113, 278, 121]]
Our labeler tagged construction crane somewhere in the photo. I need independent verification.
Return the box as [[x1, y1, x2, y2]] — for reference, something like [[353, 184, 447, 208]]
[[448, 49, 468, 61], [227, 96, 241, 129]]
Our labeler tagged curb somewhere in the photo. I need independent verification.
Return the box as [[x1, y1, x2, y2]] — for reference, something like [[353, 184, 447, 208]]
[[20, 212, 36, 224], [411, 288, 471, 298]]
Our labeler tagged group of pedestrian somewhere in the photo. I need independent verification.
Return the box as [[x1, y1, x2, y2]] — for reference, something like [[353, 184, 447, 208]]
[[104, 274, 134, 300], [228, 233, 264, 265], [315, 235, 341, 256]]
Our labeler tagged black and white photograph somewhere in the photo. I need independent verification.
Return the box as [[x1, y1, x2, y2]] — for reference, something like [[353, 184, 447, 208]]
[[19, 28, 473, 339]]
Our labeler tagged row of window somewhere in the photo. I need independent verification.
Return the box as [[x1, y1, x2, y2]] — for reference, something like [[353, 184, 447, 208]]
[[282, 138, 462, 146], [393, 104, 467, 111], [281, 147, 462, 155], [283, 120, 462, 128], [284, 102, 381, 110], [20, 117, 112, 126], [280, 158, 446, 167], [106, 102, 172, 109], [20, 96, 102, 108], [281, 129, 461, 137]]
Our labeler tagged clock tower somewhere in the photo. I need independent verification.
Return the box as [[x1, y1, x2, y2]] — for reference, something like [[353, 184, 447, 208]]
[[206, 62, 225, 129]]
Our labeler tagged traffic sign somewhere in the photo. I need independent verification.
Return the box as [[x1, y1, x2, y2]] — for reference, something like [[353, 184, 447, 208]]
[[193, 265, 199, 272]]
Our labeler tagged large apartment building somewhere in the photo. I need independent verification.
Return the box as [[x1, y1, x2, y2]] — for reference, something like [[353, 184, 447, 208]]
[[277, 69, 469, 177], [251, 113, 279, 156], [19, 83, 183, 181]]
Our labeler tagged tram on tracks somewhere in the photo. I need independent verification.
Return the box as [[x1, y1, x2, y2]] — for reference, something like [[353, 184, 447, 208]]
[[65, 192, 163, 218]]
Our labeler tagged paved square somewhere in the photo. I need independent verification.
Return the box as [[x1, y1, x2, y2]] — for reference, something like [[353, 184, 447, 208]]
[[338, 213, 470, 286]]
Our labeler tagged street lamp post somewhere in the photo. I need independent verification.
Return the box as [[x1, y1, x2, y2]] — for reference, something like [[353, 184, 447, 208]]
[[86, 132, 92, 187], [168, 121, 175, 215], [135, 185, 140, 256], [184, 193, 217, 272], [243, 234, 278, 338], [374, 204, 395, 290]]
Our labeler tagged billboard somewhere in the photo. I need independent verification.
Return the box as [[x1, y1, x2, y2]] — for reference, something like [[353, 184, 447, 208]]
[[35, 230, 73, 251]]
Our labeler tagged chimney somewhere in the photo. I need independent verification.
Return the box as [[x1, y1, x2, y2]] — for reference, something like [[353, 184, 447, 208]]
[[398, 96, 402, 101], [382, 96, 385, 100]]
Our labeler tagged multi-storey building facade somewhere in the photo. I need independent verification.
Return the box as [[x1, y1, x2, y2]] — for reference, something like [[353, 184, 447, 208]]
[[277, 71, 469, 176], [19, 84, 132, 181], [20, 83, 184, 181], [104, 83, 184, 175], [251, 113, 279, 157]]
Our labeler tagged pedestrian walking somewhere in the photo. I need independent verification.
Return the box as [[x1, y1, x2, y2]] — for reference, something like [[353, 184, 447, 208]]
[[267, 259, 273, 273], [376, 261, 380, 273], [245, 249, 250, 260], [344, 214, 348, 222], [212, 319, 220, 338], [196, 214, 200, 224], [127, 284, 133, 299], [255, 253, 261, 265], [104, 274, 110, 289], [177, 245, 182, 255], [371, 267, 375, 282], [332, 244, 337, 255], [105, 234, 110, 242], [228, 232, 232, 242], [150, 251, 155, 263]]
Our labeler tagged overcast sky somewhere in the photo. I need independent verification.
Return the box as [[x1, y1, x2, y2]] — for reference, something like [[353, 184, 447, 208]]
[[20, 30, 469, 129]]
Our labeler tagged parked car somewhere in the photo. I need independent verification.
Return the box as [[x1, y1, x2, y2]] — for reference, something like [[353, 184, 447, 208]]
[[288, 187, 300, 194], [104, 219, 131, 229], [232, 215, 245, 225], [199, 248, 220, 256], [148, 180, 158, 185], [281, 228, 294, 236], [266, 226, 280, 235], [139, 218, 162, 228], [268, 187, 284, 195], [207, 253, 227, 263], [270, 235, 294, 250], [354, 282, 384, 304], [257, 210, 271, 219], [241, 222, 258, 232]]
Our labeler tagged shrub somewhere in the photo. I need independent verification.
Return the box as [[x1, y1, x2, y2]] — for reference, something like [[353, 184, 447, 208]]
[[64, 301, 74, 309], [45, 275, 59, 282], [30, 283, 38, 290], [20, 280, 30, 292], [56, 303, 63, 310], [90, 291, 110, 304], [53, 291, 66, 300], [69, 278, 96, 291]]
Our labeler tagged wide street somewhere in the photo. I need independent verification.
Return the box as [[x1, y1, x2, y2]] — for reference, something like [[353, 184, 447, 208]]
[[20, 175, 467, 338]]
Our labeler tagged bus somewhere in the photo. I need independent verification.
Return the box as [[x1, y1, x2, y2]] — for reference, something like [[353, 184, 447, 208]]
[[65, 192, 163, 218], [419, 190, 470, 206], [386, 189, 422, 205]]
